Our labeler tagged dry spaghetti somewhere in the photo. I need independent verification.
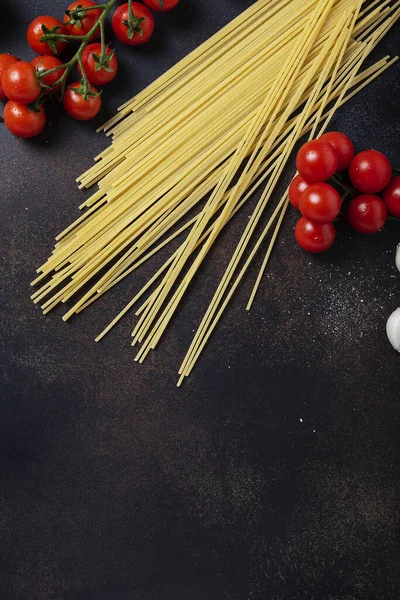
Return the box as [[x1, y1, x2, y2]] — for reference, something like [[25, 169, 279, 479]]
[[32, 0, 400, 384]]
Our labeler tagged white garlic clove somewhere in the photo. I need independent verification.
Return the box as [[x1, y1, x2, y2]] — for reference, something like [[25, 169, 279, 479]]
[[396, 243, 400, 273], [386, 308, 400, 353]]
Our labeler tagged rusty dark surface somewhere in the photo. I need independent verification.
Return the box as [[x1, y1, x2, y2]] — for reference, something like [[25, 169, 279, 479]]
[[1, 1, 400, 599]]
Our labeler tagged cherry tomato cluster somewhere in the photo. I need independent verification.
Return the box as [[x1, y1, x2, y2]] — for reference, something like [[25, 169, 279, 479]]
[[289, 131, 399, 253], [0, 0, 180, 138]]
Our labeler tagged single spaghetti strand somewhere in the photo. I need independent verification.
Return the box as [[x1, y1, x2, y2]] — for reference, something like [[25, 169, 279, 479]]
[[246, 202, 289, 311]]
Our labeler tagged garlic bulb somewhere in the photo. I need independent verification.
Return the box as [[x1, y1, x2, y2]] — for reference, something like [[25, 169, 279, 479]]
[[387, 308, 400, 353], [396, 244, 400, 273]]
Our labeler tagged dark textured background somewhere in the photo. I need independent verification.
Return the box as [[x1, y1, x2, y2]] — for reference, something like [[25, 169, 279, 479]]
[[1, 1, 400, 599]]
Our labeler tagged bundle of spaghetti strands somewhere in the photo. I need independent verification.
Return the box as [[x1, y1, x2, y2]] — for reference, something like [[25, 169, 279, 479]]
[[32, 0, 400, 384]]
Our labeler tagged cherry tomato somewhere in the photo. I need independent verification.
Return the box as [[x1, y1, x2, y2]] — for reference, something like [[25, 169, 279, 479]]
[[64, 1, 102, 40], [299, 183, 341, 224], [63, 81, 102, 120], [319, 131, 354, 171], [112, 3, 155, 46], [347, 194, 387, 234], [32, 56, 66, 91], [2, 62, 41, 104], [349, 150, 392, 194], [296, 139, 339, 183], [295, 217, 336, 253], [3, 101, 46, 138], [78, 43, 118, 86], [0, 54, 20, 100], [289, 174, 309, 210], [383, 176, 400, 218], [27, 16, 67, 56], [143, 0, 180, 10]]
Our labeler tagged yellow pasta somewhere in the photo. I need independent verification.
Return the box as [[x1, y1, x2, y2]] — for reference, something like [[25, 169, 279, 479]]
[[32, 0, 400, 383]]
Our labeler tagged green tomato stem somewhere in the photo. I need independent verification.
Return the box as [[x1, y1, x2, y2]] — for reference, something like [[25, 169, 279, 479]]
[[99, 20, 107, 63], [49, 33, 87, 41], [128, 0, 134, 22], [78, 55, 90, 92], [70, 4, 110, 11]]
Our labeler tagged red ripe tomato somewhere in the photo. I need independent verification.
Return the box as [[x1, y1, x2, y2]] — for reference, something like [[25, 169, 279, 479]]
[[64, 1, 102, 40], [78, 43, 118, 86], [0, 54, 20, 100], [143, 0, 180, 10], [348, 194, 387, 234], [295, 217, 336, 253], [27, 16, 67, 56], [383, 176, 400, 218], [296, 139, 339, 183], [63, 81, 102, 120], [2, 62, 41, 104], [319, 131, 354, 171], [299, 183, 341, 224], [349, 150, 392, 193], [112, 3, 155, 46], [32, 56, 66, 91], [3, 101, 46, 138], [289, 174, 309, 210]]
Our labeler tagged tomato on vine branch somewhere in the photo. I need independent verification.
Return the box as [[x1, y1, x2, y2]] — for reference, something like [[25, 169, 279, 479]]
[[63, 81, 102, 120], [64, 1, 102, 40], [299, 183, 341, 224], [112, 3, 155, 46], [295, 217, 336, 253], [349, 150, 392, 194], [347, 194, 387, 234], [78, 43, 118, 86], [27, 16, 67, 56], [32, 56, 66, 91], [2, 62, 42, 104], [3, 101, 46, 138]]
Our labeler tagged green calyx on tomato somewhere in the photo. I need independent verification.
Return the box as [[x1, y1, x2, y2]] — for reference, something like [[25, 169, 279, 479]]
[[63, 81, 101, 120], [65, 5, 93, 29], [40, 24, 64, 55], [123, 16, 145, 38], [69, 79, 101, 101], [92, 47, 116, 72]]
